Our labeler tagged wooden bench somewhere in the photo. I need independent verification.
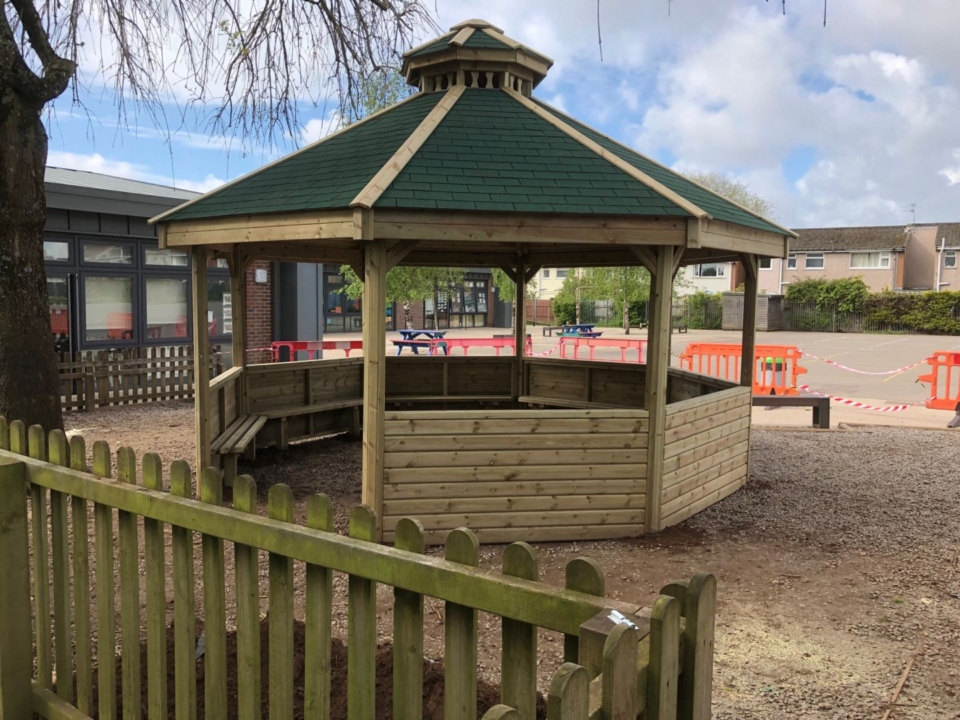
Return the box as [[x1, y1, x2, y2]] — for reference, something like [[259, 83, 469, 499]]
[[211, 414, 267, 484], [752, 395, 830, 429], [262, 398, 363, 449], [518, 395, 630, 410], [387, 394, 513, 406], [541, 325, 563, 337]]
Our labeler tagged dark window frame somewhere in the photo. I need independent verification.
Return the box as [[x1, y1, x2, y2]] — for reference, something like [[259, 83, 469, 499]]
[[79, 269, 140, 348]]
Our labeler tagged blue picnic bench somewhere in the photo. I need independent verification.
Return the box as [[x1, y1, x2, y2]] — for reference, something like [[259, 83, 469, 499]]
[[393, 329, 449, 355], [559, 323, 602, 338]]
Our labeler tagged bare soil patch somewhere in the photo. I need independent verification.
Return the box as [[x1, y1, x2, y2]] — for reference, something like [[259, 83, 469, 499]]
[[64, 405, 960, 719]]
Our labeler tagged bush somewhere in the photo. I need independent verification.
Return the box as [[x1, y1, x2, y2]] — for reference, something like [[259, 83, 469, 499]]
[[552, 297, 576, 325], [785, 277, 869, 312], [862, 291, 960, 334], [680, 291, 723, 330]]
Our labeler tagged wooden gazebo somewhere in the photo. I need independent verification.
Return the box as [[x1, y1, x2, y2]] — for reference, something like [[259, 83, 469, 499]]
[[152, 19, 795, 543]]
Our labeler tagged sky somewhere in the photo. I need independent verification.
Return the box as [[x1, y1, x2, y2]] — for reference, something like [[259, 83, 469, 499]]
[[45, 0, 960, 229]]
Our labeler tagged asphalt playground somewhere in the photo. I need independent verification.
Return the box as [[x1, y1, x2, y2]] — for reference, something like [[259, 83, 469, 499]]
[[343, 327, 960, 428]]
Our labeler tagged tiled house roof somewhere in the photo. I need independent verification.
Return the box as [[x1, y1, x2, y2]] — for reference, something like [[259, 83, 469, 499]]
[[791, 226, 909, 252]]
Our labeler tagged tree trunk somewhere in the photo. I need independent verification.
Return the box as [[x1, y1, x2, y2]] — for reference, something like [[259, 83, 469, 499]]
[[623, 293, 630, 335], [403, 301, 412, 329], [0, 89, 64, 431]]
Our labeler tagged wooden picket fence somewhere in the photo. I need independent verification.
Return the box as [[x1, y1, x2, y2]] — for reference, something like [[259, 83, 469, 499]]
[[58, 346, 222, 412], [0, 416, 717, 720]]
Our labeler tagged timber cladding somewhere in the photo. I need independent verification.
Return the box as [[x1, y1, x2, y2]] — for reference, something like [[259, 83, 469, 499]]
[[660, 386, 752, 529], [382, 408, 650, 545], [525, 358, 647, 406], [246, 358, 363, 415]]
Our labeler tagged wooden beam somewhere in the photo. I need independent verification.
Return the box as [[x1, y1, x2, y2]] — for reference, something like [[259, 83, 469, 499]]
[[740, 253, 758, 390], [163, 210, 355, 247], [360, 211, 386, 541], [386, 240, 420, 270], [238, 241, 361, 266], [229, 245, 247, 381], [686, 218, 702, 249], [672, 247, 685, 278], [449, 26, 475, 46], [628, 246, 657, 274], [351, 86, 466, 209], [645, 248, 673, 533], [503, 88, 709, 220], [497, 263, 518, 284], [514, 258, 528, 401], [192, 246, 212, 471], [700, 219, 791, 259], [523, 264, 542, 285], [374, 210, 686, 246]]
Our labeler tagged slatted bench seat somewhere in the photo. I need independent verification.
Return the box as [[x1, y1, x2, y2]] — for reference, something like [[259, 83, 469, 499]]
[[752, 394, 830, 429], [211, 414, 267, 485], [518, 395, 628, 410], [386, 394, 513, 405]]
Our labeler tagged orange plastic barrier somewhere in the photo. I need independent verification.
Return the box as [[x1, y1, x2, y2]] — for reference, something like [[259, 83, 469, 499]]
[[918, 351, 960, 411], [435, 336, 533, 356], [271, 339, 363, 361], [679, 343, 807, 395], [559, 336, 646, 363]]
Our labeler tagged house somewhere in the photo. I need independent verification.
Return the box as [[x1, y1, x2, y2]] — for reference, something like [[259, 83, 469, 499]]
[[758, 223, 960, 294], [677, 262, 741, 295], [532, 267, 569, 299]]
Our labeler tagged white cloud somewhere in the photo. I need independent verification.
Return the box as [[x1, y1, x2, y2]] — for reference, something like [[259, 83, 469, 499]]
[[47, 150, 224, 193], [940, 150, 960, 186], [300, 111, 342, 145]]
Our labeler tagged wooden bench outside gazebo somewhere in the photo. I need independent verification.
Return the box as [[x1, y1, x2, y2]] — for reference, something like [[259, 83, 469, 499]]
[[152, 18, 796, 543]]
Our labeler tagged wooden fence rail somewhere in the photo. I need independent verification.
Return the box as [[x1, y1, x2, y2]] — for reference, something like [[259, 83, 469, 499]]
[[0, 416, 717, 720], [58, 346, 222, 412]]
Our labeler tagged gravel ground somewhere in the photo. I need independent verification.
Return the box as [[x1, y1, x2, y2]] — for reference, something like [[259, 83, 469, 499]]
[[63, 405, 960, 719]]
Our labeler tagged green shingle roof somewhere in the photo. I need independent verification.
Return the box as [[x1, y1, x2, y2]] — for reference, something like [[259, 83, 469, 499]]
[[460, 30, 513, 51], [408, 32, 456, 58], [376, 90, 689, 215], [162, 93, 443, 221], [533, 99, 784, 235], [158, 84, 787, 238]]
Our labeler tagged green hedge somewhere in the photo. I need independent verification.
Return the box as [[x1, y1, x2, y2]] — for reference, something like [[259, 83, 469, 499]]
[[862, 291, 960, 334]]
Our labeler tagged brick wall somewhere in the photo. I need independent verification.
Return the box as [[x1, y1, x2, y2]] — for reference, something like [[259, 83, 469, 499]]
[[246, 261, 273, 363]]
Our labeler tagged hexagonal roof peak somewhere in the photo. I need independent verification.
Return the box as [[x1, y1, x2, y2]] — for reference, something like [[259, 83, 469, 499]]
[[401, 18, 553, 95]]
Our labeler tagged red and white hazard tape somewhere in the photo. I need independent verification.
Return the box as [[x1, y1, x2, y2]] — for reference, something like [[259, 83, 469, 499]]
[[245, 347, 273, 353], [798, 350, 929, 376], [798, 385, 931, 413], [527, 340, 563, 358]]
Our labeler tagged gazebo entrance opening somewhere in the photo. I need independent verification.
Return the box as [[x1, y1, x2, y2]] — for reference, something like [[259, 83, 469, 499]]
[[152, 18, 795, 543]]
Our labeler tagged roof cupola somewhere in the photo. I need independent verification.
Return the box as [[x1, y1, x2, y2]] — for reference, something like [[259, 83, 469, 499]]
[[400, 19, 553, 97]]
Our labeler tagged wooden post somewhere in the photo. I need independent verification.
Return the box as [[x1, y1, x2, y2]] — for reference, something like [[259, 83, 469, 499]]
[[230, 246, 248, 428], [740, 254, 758, 390], [0, 458, 33, 720], [645, 248, 673, 533], [514, 259, 527, 399], [360, 208, 386, 538], [192, 246, 212, 470]]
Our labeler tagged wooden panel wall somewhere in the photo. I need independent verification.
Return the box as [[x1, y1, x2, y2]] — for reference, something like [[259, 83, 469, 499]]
[[246, 358, 363, 415], [386, 356, 515, 403], [525, 358, 647, 407], [208, 367, 242, 443], [660, 386, 752, 529], [382, 408, 650, 545], [666, 367, 737, 404]]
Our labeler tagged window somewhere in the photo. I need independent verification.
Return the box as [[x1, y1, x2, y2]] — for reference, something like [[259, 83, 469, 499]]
[[946, 250, 957, 268], [207, 279, 233, 338], [758, 258, 772, 270], [850, 252, 890, 269], [145, 278, 188, 339], [463, 281, 477, 313], [693, 264, 725, 278], [84, 276, 134, 341], [556, 268, 569, 278], [787, 254, 797, 270], [542, 268, 550, 278], [44, 240, 70, 262], [804, 253, 825, 270], [83, 242, 133, 265], [145, 248, 188, 267], [48, 276, 70, 346]]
